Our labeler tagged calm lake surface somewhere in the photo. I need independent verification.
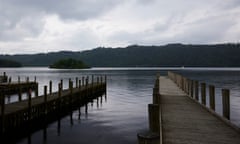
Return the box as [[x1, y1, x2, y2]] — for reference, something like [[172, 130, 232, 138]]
[[1, 67, 240, 144]]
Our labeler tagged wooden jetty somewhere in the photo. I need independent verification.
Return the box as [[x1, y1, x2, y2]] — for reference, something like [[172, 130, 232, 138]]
[[139, 72, 240, 144], [0, 75, 106, 139], [0, 72, 8, 83]]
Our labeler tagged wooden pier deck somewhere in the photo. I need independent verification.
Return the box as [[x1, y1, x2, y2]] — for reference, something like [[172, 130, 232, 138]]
[[159, 76, 240, 144], [0, 77, 106, 137]]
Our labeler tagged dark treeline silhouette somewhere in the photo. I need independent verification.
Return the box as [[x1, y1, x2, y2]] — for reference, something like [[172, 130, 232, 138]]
[[0, 59, 22, 67], [0, 43, 240, 67]]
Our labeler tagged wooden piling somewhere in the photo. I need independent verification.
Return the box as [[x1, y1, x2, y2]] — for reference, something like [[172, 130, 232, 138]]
[[222, 89, 230, 120], [28, 89, 32, 120], [44, 86, 47, 114], [35, 83, 39, 97], [18, 86, 22, 101], [209, 85, 215, 110], [148, 104, 160, 134], [34, 76, 36, 82], [49, 81, 52, 95], [18, 76, 20, 83], [1, 90, 5, 133], [76, 77, 78, 88], [60, 79, 63, 88], [195, 81, 199, 100], [190, 80, 194, 97], [201, 83, 206, 105]]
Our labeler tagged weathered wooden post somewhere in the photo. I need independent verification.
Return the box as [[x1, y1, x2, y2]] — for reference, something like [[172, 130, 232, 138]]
[[76, 77, 78, 88], [18, 86, 22, 101], [70, 81, 73, 109], [18, 76, 20, 83], [60, 79, 63, 88], [201, 83, 206, 105], [58, 83, 61, 110], [35, 83, 39, 97], [209, 85, 215, 110], [1, 90, 5, 133], [105, 75, 107, 83], [26, 77, 29, 83], [44, 86, 47, 114], [148, 104, 160, 134], [28, 89, 32, 120], [34, 76, 36, 82], [49, 81, 52, 95], [86, 77, 89, 86], [69, 78, 71, 88], [8, 77, 11, 83], [195, 81, 199, 101], [190, 80, 194, 98], [222, 89, 230, 120]]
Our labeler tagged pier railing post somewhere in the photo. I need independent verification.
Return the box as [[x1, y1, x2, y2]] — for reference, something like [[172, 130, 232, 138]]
[[28, 89, 32, 121], [190, 80, 194, 97], [1, 90, 5, 133], [195, 81, 199, 101], [209, 85, 215, 111], [58, 83, 61, 110], [18, 86, 22, 101], [201, 83, 206, 105], [76, 77, 78, 88], [60, 79, 63, 89], [35, 83, 39, 97], [44, 86, 47, 114], [49, 81, 52, 95], [222, 89, 230, 120]]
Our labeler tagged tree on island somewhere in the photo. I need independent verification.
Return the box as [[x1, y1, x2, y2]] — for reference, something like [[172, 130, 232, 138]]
[[49, 58, 90, 69]]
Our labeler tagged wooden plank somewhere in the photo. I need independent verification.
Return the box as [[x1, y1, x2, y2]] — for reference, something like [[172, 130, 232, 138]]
[[160, 76, 240, 144]]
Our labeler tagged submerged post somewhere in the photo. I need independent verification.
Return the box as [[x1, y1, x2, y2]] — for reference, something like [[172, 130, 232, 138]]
[[209, 85, 215, 111], [222, 89, 230, 120], [201, 83, 206, 105]]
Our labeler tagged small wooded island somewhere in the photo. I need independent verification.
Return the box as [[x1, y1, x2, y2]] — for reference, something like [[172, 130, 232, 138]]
[[49, 58, 90, 69]]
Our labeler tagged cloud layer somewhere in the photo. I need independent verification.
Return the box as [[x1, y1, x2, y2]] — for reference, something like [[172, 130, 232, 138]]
[[0, 0, 240, 54]]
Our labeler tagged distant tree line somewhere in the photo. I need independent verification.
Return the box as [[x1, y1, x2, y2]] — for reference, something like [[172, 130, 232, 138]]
[[0, 59, 22, 67], [0, 43, 240, 67]]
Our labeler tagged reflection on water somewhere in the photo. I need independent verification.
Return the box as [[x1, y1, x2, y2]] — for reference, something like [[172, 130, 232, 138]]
[[1, 67, 240, 143]]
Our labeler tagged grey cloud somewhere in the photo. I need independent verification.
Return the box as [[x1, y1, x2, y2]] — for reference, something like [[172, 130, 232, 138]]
[[0, 0, 124, 41]]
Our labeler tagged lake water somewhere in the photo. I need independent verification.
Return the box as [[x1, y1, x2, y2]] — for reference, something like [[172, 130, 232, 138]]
[[1, 67, 240, 144]]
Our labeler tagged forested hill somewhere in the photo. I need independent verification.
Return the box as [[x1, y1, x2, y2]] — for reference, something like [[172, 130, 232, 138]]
[[0, 43, 240, 67]]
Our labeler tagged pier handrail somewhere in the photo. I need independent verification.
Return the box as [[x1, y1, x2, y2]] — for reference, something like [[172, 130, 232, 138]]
[[167, 71, 240, 132]]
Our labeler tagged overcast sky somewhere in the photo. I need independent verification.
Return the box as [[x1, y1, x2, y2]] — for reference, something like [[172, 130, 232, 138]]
[[0, 0, 240, 54]]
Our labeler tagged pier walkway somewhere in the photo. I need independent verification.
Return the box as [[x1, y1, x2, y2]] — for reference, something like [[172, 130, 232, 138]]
[[159, 76, 240, 144]]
